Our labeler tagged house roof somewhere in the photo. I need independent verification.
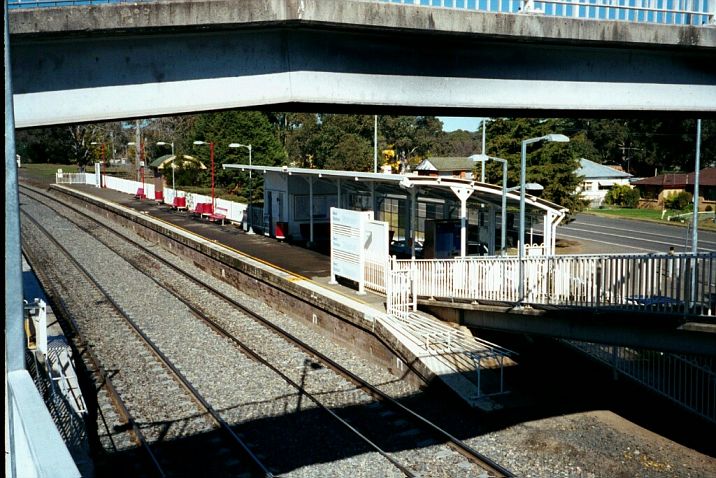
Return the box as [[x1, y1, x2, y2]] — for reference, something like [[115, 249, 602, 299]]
[[415, 157, 475, 172], [577, 158, 632, 180], [632, 167, 716, 188]]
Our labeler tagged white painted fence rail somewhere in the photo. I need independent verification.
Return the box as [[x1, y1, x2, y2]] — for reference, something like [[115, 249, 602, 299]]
[[370, 0, 715, 25], [396, 252, 716, 316]]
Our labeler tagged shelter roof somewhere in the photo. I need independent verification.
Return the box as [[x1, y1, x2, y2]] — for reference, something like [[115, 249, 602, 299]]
[[416, 157, 475, 172], [577, 158, 632, 179], [149, 154, 206, 170], [223, 164, 568, 216]]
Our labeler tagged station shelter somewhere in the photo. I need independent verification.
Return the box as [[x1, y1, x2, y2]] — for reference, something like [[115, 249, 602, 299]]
[[222, 164, 568, 258]]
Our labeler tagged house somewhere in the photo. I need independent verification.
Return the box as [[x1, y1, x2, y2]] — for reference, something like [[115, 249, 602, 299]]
[[414, 157, 476, 179], [632, 167, 716, 210], [576, 158, 632, 207]]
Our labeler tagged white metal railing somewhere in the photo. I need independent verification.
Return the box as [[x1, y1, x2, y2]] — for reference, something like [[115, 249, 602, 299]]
[[396, 252, 716, 316], [386, 264, 416, 321], [568, 341, 716, 423], [55, 172, 92, 185], [365, 256, 389, 294], [373, 0, 714, 25]]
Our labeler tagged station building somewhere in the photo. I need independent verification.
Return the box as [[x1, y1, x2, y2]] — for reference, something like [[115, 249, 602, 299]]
[[223, 163, 568, 258]]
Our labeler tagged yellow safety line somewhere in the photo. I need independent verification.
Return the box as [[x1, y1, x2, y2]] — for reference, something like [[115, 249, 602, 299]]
[[57, 186, 372, 305]]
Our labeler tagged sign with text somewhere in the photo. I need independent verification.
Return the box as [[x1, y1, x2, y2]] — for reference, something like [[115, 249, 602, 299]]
[[330, 207, 373, 294]]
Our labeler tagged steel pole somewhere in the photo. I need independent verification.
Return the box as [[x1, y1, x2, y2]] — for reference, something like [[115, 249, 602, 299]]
[[171, 142, 175, 192], [481, 120, 486, 182], [374, 114, 378, 173], [501, 159, 507, 255], [519, 140, 527, 303], [210, 142, 215, 209], [691, 119, 702, 309], [248, 145, 254, 234], [692, 119, 701, 255]]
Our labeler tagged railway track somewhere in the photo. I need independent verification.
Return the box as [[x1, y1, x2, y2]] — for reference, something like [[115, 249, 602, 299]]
[[20, 185, 513, 477]]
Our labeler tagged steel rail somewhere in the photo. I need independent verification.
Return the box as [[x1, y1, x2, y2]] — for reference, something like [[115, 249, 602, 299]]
[[20, 205, 274, 478], [20, 211, 167, 478], [21, 184, 514, 478]]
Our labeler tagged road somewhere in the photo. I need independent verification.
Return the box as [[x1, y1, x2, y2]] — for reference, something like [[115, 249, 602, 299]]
[[557, 213, 716, 254]]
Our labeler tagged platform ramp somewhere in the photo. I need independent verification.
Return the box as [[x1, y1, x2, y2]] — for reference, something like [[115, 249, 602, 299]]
[[377, 308, 516, 410]]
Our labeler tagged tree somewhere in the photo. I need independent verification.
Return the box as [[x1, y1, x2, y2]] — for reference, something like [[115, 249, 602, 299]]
[[188, 111, 286, 194], [486, 118, 587, 214]]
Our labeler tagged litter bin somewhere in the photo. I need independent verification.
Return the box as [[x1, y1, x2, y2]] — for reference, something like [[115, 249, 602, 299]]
[[275, 221, 288, 241]]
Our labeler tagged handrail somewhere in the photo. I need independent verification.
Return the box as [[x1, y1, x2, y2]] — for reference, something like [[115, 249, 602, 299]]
[[8, 0, 715, 26], [396, 252, 716, 317]]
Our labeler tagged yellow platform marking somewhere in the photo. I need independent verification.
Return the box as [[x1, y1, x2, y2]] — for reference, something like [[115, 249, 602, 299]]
[[123, 205, 371, 305]]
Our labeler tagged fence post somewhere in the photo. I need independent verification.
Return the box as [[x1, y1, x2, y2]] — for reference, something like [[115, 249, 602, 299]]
[[596, 259, 602, 307]]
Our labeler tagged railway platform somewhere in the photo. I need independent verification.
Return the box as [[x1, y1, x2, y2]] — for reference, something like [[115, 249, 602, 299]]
[[49, 183, 514, 409]]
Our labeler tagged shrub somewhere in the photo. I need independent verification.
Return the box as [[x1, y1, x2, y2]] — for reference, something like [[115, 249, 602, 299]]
[[604, 184, 640, 208], [664, 191, 693, 211]]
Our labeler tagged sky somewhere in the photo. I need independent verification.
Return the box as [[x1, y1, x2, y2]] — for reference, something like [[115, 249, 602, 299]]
[[438, 117, 485, 133]]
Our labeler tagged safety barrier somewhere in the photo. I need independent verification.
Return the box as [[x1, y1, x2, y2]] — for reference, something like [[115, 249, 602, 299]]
[[9, 0, 713, 26], [567, 340, 716, 423], [395, 252, 716, 316], [369, 0, 714, 25]]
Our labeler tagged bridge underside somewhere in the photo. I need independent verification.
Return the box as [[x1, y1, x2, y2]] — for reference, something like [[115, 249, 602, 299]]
[[11, 25, 716, 128], [423, 301, 716, 356]]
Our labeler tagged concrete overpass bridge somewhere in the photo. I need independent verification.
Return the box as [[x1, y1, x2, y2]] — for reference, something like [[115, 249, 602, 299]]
[[7, 0, 716, 128]]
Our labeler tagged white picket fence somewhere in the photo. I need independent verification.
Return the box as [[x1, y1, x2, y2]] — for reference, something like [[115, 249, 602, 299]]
[[394, 252, 716, 316]]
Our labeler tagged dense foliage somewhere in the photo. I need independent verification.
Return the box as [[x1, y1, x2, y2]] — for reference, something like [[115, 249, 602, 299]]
[[604, 184, 641, 208], [15, 113, 713, 214]]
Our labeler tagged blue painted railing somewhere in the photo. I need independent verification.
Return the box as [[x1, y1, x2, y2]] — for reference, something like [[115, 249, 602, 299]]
[[7, 0, 715, 26]]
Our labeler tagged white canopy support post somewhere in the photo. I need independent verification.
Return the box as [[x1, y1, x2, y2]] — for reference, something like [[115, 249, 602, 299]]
[[451, 186, 474, 258], [487, 204, 496, 255], [336, 178, 341, 209], [370, 181, 376, 214], [543, 210, 553, 255]]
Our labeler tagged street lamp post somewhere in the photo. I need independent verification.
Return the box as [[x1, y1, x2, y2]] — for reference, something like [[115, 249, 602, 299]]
[[156, 141, 176, 195], [194, 140, 215, 209], [480, 118, 492, 182], [127, 141, 146, 196], [489, 156, 509, 255], [519, 134, 569, 304], [228, 143, 254, 234], [91, 141, 106, 187]]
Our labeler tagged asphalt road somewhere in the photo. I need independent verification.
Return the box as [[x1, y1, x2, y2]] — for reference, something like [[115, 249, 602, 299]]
[[557, 213, 716, 254]]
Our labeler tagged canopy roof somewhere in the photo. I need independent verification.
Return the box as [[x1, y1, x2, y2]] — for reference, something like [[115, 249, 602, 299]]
[[150, 154, 206, 170], [223, 164, 568, 217]]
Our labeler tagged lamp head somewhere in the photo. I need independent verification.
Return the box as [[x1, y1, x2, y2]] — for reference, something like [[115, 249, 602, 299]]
[[127, 142, 136, 146], [156, 141, 167, 146], [544, 134, 570, 143], [90, 141, 99, 145], [193, 140, 207, 145], [469, 154, 489, 163]]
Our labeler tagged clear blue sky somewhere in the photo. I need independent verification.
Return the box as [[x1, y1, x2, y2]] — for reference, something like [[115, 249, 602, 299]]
[[438, 117, 485, 133]]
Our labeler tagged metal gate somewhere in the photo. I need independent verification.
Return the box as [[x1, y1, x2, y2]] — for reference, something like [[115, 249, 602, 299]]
[[386, 260, 415, 321]]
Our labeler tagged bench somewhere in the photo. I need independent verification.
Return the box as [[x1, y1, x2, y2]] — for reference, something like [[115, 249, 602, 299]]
[[192, 202, 213, 218], [134, 188, 146, 200], [172, 196, 187, 212], [154, 191, 164, 204], [208, 207, 228, 225]]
